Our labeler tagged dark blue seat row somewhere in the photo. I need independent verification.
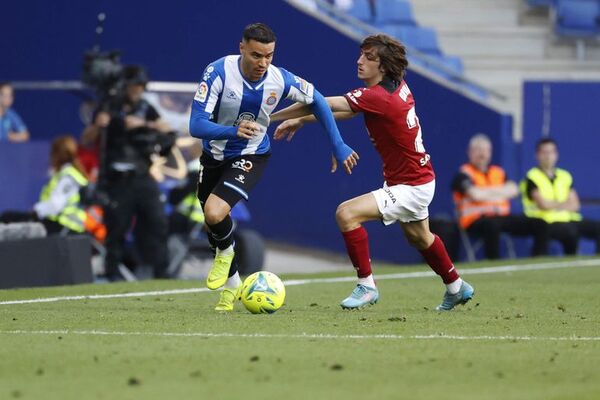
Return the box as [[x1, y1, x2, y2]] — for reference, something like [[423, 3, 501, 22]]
[[527, 0, 600, 38], [348, 0, 416, 26], [554, 0, 600, 38]]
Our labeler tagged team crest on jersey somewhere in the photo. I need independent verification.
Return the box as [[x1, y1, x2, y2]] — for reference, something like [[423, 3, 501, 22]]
[[195, 82, 208, 103], [265, 91, 277, 106], [234, 112, 256, 126]]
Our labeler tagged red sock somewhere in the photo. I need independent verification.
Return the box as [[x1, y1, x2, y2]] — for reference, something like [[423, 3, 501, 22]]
[[419, 234, 459, 284], [342, 226, 372, 278]]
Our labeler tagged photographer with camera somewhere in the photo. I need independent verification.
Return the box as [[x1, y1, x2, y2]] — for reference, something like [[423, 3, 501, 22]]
[[93, 65, 174, 281]]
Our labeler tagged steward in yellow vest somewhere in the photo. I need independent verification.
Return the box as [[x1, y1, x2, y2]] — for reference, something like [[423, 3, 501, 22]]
[[35, 163, 88, 233], [520, 137, 600, 255]]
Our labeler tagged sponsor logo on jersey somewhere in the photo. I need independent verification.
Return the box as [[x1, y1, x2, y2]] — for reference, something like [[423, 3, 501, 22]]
[[194, 82, 209, 103], [234, 112, 256, 126], [265, 91, 277, 105], [419, 153, 431, 166], [231, 159, 253, 172]]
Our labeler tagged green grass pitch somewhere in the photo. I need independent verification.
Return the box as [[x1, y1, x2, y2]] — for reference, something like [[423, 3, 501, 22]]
[[1, 257, 599, 400]]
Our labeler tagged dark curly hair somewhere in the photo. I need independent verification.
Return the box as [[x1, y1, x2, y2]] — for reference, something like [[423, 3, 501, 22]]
[[361, 34, 409, 82]]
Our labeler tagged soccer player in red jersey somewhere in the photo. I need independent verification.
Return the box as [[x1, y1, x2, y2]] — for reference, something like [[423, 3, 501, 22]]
[[271, 34, 474, 310]]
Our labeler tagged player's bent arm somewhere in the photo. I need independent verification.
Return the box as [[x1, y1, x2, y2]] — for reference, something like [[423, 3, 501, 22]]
[[270, 102, 311, 122], [189, 102, 238, 140], [326, 96, 354, 113]]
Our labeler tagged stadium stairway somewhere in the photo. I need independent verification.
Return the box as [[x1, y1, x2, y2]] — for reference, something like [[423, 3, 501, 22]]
[[410, 0, 600, 141]]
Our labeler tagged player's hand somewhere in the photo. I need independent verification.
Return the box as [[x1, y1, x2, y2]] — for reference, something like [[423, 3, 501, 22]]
[[273, 118, 304, 142], [331, 151, 360, 174], [237, 120, 260, 139]]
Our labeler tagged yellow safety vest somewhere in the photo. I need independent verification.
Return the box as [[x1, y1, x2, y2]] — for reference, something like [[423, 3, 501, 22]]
[[39, 164, 89, 232], [176, 193, 205, 224], [520, 167, 581, 223]]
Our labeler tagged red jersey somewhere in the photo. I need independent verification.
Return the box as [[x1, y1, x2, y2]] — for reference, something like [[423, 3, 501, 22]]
[[344, 78, 435, 186]]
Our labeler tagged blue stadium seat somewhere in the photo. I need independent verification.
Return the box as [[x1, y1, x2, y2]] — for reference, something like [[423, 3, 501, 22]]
[[381, 25, 442, 55], [374, 0, 417, 27], [554, 0, 600, 38], [347, 0, 374, 23], [429, 55, 464, 77], [527, 0, 554, 7]]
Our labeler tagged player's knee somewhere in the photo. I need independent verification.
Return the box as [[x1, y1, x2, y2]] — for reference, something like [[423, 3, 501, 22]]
[[335, 203, 355, 228], [203, 206, 227, 226]]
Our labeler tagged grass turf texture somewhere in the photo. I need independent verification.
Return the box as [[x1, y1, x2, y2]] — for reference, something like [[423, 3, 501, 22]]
[[1, 257, 599, 400]]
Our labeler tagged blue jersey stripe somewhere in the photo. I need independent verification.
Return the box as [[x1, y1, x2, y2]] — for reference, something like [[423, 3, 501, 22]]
[[222, 82, 264, 159], [255, 134, 270, 154]]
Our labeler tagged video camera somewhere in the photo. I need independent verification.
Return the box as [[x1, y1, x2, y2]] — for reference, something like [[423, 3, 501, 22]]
[[82, 49, 124, 102]]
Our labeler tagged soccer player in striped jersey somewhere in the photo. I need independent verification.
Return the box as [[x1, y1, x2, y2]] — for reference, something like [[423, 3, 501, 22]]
[[271, 34, 474, 311], [189, 23, 359, 311]]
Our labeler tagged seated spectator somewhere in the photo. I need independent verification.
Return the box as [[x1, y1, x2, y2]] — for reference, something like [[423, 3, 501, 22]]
[[33, 135, 92, 234], [0, 135, 106, 239], [452, 134, 548, 259], [0, 82, 30, 143], [521, 138, 600, 254]]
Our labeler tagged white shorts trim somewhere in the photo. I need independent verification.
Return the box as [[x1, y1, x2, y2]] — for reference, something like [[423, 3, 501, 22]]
[[371, 180, 435, 225]]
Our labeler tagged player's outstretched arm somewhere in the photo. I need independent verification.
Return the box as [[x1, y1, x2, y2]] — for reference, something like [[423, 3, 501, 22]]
[[273, 110, 356, 142], [309, 89, 359, 174]]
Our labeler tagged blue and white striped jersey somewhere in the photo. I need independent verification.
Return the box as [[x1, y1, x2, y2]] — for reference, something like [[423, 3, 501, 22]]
[[191, 55, 315, 161]]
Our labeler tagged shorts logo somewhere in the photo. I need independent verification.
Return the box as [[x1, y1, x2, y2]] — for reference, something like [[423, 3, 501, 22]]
[[384, 188, 397, 204], [231, 159, 253, 172], [194, 82, 208, 103], [265, 91, 277, 106], [235, 174, 246, 184], [234, 112, 256, 126]]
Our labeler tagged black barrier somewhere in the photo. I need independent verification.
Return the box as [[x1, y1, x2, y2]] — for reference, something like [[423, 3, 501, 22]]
[[0, 235, 92, 289]]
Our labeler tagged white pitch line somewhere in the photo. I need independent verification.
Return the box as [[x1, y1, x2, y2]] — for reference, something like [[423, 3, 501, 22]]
[[1, 258, 599, 306], [0, 329, 599, 342]]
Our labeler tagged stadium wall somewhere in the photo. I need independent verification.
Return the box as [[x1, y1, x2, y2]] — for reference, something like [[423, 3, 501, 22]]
[[2, 0, 512, 263]]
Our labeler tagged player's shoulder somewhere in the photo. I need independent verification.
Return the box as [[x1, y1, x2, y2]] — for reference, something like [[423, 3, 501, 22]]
[[201, 56, 230, 79]]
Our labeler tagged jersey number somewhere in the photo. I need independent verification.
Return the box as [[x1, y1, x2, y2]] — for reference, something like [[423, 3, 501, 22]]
[[407, 107, 426, 153]]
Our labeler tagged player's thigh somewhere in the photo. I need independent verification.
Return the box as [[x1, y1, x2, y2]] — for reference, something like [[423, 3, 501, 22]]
[[372, 180, 435, 226], [197, 154, 224, 207], [336, 193, 382, 225], [210, 153, 270, 210]]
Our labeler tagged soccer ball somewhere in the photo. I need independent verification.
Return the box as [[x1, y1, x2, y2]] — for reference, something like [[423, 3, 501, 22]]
[[240, 271, 286, 314]]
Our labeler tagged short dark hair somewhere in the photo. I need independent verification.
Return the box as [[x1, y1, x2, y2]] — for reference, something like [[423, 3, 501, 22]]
[[0, 81, 12, 91], [361, 34, 409, 82], [243, 23, 276, 44], [536, 137, 557, 152]]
